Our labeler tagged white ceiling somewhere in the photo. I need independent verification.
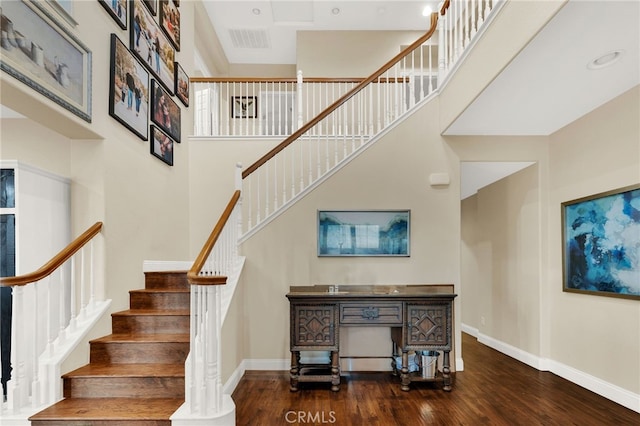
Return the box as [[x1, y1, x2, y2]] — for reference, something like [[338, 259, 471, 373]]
[[202, 0, 440, 64], [445, 0, 640, 136]]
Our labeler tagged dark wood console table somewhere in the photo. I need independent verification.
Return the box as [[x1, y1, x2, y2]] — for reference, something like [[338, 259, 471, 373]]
[[286, 284, 457, 392]]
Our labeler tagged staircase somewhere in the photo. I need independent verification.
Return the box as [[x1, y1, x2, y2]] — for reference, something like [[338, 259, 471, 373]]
[[29, 271, 190, 425]]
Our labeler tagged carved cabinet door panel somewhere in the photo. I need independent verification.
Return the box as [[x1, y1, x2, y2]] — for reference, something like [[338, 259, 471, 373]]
[[405, 301, 452, 350], [291, 304, 338, 350]]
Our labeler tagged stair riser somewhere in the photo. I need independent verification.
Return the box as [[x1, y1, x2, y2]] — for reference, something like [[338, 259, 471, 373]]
[[90, 342, 189, 364], [31, 421, 171, 426], [144, 272, 190, 290], [112, 315, 190, 334], [130, 292, 190, 310], [64, 377, 185, 398]]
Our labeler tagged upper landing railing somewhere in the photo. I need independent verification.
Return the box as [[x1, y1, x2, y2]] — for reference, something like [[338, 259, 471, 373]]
[[192, 0, 501, 238], [192, 0, 500, 140]]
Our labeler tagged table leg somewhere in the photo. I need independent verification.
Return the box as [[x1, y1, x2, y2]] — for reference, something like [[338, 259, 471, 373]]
[[290, 351, 300, 392], [400, 350, 410, 391], [330, 351, 340, 392], [442, 350, 452, 391]]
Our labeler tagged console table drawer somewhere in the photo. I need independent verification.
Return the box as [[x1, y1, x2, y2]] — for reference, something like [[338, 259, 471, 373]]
[[340, 303, 402, 325]]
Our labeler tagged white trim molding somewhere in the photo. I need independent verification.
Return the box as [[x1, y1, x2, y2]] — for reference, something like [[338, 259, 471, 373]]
[[461, 324, 640, 414]]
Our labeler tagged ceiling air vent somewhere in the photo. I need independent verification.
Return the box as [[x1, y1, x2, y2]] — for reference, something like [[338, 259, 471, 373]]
[[228, 28, 270, 49]]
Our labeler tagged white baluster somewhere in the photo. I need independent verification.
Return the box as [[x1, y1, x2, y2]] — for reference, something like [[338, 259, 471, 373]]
[[465, 0, 470, 47], [264, 165, 269, 219], [32, 282, 40, 408], [69, 257, 76, 333], [299, 137, 304, 192], [297, 70, 303, 130]]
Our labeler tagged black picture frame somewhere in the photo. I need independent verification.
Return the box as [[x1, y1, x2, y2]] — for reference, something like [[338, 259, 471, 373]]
[[159, 0, 179, 51], [231, 96, 257, 119], [108, 33, 149, 140], [151, 79, 180, 143], [130, 0, 175, 94], [150, 125, 173, 166], [98, 0, 127, 30], [175, 62, 188, 107], [143, 0, 157, 15]]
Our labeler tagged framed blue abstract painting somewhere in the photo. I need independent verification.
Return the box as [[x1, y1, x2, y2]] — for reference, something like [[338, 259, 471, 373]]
[[562, 184, 640, 300], [318, 210, 410, 257]]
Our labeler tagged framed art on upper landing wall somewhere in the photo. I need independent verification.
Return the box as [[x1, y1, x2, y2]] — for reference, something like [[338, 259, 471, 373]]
[[562, 184, 640, 300]]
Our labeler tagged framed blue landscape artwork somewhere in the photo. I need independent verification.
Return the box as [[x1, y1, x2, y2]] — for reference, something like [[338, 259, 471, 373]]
[[318, 210, 410, 257], [562, 184, 640, 300]]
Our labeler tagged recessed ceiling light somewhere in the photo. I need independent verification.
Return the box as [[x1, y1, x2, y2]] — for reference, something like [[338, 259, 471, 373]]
[[252, 8, 261, 15], [331, 7, 340, 15], [422, 6, 433, 16], [587, 50, 624, 70]]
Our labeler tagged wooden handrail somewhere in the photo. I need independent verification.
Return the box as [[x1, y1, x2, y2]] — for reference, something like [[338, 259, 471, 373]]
[[241, 12, 439, 179], [187, 190, 241, 286], [440, 0, 451, 15], [191, 77, 409, 84], [0, 222, 103, 287]]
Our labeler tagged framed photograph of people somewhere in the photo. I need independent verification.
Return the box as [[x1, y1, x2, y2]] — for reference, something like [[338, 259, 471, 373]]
[[151, 79, 180, 143], [130, 0, 174, 94], [108, 33, 149, 140], [175, 62, 188, 107], [98, 0, 127, 30], [150, 125, 173, 166], [0, 0, 92, 122], [159, 0, 179, 50]]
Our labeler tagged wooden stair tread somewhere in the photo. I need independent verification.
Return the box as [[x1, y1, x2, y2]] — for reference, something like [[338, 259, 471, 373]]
[[112, 309, 190, 316], [30, 398, 184, 421], [91, 333, 189, 343], [65, 363, 184, 378]]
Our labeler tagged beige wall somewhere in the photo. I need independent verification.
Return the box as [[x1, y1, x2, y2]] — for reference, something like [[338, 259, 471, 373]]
[[297, 30, 425, 77], [458, 86, 640, 396], [231, 98, 462, 373], [461, 164, 541, 355], [547, 86, 640, 393]]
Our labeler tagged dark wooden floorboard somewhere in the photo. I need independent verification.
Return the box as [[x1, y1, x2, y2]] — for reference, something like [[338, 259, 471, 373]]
[[232, 333, 640, 425]]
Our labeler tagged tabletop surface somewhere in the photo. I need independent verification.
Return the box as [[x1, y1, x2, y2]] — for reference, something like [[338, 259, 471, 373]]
[[286, 284, 456, 298]]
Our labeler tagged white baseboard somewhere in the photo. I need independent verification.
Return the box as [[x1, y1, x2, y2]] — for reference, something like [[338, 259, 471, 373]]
[[462, 324, 640, 414]]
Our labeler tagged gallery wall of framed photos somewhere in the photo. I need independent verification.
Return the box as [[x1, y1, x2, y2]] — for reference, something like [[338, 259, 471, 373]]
[[101, 0, 188, 166]]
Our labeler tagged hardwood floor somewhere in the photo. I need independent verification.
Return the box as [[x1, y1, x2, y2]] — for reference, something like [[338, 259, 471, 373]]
[[232, 333, 640, 425]]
